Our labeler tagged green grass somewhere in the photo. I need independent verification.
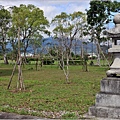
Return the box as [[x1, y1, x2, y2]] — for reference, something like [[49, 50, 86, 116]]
[[0, 63, 107, 119]]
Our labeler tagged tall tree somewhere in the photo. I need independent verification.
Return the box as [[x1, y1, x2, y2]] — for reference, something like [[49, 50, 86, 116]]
[[8, 4, 50, 90], [87, 0, 120, 66], [87, 0, 108, 66], [0, 6, 11, 64], [51, 12, 86, 83]]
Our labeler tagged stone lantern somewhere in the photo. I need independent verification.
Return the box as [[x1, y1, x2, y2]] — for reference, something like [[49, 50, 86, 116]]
[[88, 13, 120, 119], [106, 13, 120, 76]]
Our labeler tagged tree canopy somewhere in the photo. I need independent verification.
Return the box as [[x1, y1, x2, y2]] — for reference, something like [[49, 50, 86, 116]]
[[10, 4, 50, 56], [0, 6, 11, 64]]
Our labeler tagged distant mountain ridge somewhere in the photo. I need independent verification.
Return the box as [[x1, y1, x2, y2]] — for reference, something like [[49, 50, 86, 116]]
[[5, 37, 97, 54]]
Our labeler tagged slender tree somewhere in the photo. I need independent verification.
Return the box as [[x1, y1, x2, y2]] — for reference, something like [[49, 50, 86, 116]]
[[51, 12, 86, 83], [29, 32, 42, 56], [29, 32, 43, 70], [87, 0, 108, 66], [8, 4, 50, 90]]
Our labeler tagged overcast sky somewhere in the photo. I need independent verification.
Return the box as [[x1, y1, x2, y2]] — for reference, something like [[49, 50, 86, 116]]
[[0, 0, 90, 21]]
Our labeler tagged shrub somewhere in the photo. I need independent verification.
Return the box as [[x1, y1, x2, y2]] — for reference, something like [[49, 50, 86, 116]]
[[64, 60, 84, 65], [43, 59, 54, 65]]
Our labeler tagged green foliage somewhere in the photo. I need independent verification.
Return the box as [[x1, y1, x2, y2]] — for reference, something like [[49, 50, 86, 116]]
[[0, 7, 11, 26], [52, 11, 86, 39], [86, 0, 108, 44], [12, 4, 49, 32], [87, 0, 120, 43], [64, 60, 83, 65], [9, 4, 50, 57], [87, 0, 120, 26], [0, 6, 11, 64], [87, 1, 107, 26], [26, 57, 54, 65], [43, 58, 54, 65], [26, 57, 37, 62]]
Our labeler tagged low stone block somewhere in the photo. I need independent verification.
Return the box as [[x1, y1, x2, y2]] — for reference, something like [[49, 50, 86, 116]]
[[96, 93, 120, 107], [101, 77, 120, 94], [89, 106, 120, 119]]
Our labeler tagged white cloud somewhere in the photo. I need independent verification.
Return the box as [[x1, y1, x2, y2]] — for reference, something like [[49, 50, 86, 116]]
[[66, 3, 88, 14], [0, 0, 90, 37], [0, 0, 90, 19], [39, 1, 90, 22], [40, 5, 60, 21]]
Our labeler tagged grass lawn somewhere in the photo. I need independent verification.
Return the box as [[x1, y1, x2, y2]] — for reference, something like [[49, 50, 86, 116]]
[[0, 63, 107, 119]]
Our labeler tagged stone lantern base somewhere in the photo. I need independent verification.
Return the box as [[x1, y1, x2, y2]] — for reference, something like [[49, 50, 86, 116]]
[[89, 77, 120, 119]]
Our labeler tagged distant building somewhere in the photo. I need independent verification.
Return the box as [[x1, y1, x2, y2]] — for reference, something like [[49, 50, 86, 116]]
[[21, 53, 34, 57], [87, 53, 97, 59]]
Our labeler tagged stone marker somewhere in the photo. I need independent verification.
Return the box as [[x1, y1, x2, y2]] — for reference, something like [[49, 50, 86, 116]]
[[88, 13, 120, 119]]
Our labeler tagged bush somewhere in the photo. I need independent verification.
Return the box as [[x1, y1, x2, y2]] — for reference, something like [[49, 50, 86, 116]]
[[43, 59, 54, 65], [90, 61, 94, 66], [64, 60, 84, 65], [26, 58, 36, 61]]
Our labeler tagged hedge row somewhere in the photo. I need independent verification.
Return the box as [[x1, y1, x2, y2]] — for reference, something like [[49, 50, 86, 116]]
[[25, 58, 85, 65], [64, 60, 84, 65]]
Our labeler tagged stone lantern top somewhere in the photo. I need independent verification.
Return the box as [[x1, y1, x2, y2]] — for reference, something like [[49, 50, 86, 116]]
[[107, 13, 120, 37], [113, 13, 120, 25]]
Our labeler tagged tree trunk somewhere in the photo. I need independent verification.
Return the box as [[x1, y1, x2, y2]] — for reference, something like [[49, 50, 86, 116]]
[[4, 53, 9, 64], [96, 42, 101, 66], [2, 29, 9, 64], [7, 60, 17, 89], [95, 38, 110, 67], [35, 58, 38, 71], [17, 27, 25, 91], [66, 53, 69, 83], [7, 27, 25, 90], [81, 38, 84, 59], [58, 51, 70, 83]]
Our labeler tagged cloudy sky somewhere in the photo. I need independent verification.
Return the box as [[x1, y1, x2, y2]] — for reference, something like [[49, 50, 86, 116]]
[[0, 0, 90, 37], [0, 0, 90, 21]]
